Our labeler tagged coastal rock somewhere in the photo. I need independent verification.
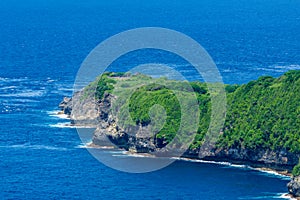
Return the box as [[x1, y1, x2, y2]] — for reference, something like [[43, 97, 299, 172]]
[[59, 97, 72, 115], [60, 91, 99, 125], [210, 148, 298, 171], [184, 145, 299, 171], [87, 92, 159, 153], [288, 176, 300, 198]]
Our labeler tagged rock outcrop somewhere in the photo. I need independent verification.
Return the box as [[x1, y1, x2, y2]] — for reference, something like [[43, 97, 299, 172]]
[[185, 147, 298, 171], [59, 97, 72, 115], [59, 91, 99, 125], [92, 92, 158, 153], [288, 176, 300, 198]]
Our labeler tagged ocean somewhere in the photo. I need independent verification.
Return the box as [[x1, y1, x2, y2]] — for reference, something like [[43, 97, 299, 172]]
[[0, 0, 299, 199]]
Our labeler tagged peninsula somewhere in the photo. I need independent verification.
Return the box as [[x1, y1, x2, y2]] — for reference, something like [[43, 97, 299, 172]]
[[59, 70, 300, 198]]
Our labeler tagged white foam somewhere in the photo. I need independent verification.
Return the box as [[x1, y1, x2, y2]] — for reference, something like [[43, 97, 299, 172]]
[[47, 110, 70, 119], [0, 86, 18, 90], [52, 114, 70, 119], [278, 193, 296, 200], [0, 77, 28, 82], [77, 144, 115, 149], [223, 68, 234, 73], [238, 193, 296, 199], [170, 157, 291, 180], [49, 122, 96, 129], [112, 154, 129, 157], [0, 143, 68, 151], [46, 79, 56, 83], [256, 67, 281, 72], [250, 167, 290, 180], [75, 142, 95, 149], [0, 90, 45, 97], [110, 150, 134, 157], [274, 64, 300, 70], [172, 157, 247, 167], [58, 87, 74, 91], [110, 150, 127, 154], [49, 122, 77, 128], [125, 153, 155, 158], [9, 99, 39, 103], [257, 64, 300, 73]]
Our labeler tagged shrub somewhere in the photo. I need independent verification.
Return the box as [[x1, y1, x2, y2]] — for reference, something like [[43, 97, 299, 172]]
[[293, 161, 300, 176]]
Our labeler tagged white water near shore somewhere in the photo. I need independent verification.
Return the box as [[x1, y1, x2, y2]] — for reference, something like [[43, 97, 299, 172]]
[[78, 140, 291, 180], [47, 110, 70, 119]]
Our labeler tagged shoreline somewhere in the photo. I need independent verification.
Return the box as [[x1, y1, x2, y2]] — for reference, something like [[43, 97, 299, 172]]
[[53, 113, 293, 178], [254, 167, 291, 177], [86, 142, 291, 178], [85, 143, 296, 199], [283, 194, 299, 200], [87, 143, 296, 199]]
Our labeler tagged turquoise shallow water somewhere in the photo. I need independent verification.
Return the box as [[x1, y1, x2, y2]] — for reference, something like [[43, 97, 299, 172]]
[[0, 0, 299, 199]]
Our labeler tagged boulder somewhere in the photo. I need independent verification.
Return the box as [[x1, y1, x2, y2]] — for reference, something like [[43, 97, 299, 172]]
[[288, 176, 300, 197]]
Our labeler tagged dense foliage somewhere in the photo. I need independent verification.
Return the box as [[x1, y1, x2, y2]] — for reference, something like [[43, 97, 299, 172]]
[[219, 70, 300, 153], [88, 70, 300, 153], [129, 83, 181, 143], [293, 161, 300, 176], [82, 72, 118, 100]]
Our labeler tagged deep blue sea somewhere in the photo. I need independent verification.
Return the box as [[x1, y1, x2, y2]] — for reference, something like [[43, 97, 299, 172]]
[[1, 0, 299, 199]]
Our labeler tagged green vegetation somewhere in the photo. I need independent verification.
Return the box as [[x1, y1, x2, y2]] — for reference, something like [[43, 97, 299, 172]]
[[129, 83, 181, 143], [84, 70, 300, 154], [218, 70, 300, 153], [81, 72, 117, 100], [293, 160, 300, 176], [95, 75, 116, 99]]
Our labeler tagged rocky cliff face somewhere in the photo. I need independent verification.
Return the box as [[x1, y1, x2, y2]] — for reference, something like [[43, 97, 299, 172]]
[[93, 92, 160, 153], [186, 147, 298, 171], [59, 90, 99, 126], [59, 92, 159, 153]]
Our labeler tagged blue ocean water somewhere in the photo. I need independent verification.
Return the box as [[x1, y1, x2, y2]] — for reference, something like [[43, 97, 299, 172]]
[[0, 0, 299, 199]]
